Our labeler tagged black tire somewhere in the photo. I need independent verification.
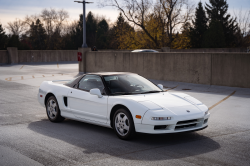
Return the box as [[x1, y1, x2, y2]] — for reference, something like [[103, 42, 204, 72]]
[[113, 108, 136, 140], [46, 96, 65, 122]]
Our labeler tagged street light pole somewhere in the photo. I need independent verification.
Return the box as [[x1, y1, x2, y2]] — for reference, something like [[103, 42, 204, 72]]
[[74, 0, 93, 48], [82, 1, 87, 48]]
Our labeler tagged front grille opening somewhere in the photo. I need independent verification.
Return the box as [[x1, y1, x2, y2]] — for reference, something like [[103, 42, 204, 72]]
[[175, 123, 196, 130], [204, 119, 208, 124], [154, 125, 167, 130], [177, 119, 197, 125]]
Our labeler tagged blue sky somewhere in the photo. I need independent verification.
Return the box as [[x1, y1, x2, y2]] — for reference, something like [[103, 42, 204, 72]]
[[0, 0, 249, 27]]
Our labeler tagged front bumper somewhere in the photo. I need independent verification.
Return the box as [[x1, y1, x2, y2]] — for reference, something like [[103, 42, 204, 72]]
[[37, 92, 45, 108], [134, 113, 210, 134]]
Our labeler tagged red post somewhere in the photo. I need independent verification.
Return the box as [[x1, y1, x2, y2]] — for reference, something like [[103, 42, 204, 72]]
[[77, 52, 82, 61]]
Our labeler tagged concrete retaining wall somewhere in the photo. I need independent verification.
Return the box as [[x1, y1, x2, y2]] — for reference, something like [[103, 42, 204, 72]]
[[0, 49, 78, 64], [18, 50, 78, 63], [0, 51, 9, 64], [170, 48, 247, 53], [212, 53, 250, 88], [98, 49, 163, 52], [85, 52, 250, 88], [99, 48, 247, 53], [1, 47, 249, 88]]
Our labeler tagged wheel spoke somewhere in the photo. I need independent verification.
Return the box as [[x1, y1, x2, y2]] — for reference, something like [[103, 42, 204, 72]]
[[117, 114, 122, 121], [52, 103, 57, 109], [52, 109, 57, 116], [48, 110, 52, 117], [122, 115, 128, 122], [49, 100, 53, 107], [119, 128, 124, 134], [123, 124, 129, 131]]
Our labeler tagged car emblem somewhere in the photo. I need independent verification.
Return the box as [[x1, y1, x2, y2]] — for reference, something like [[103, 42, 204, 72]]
[[186, 110, 190, 113]]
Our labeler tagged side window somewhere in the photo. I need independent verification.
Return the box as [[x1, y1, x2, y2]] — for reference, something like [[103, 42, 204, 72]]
[[78, 75, 105, 92]]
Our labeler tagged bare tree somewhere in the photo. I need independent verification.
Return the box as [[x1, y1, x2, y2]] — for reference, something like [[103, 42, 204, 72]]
[[40, 8, 69, 35], [22, 15, 40, 36], [6, 19, 26, 36], [99, 0, 194, 48], [40, 8, 69, 49], [234, 8, 250, 37], [233, 8, 250, 47], [55, 9, 69, 33], [23, 15, 40, 26], [40, 8, 58, 36], [62, 20, 78, 35], [99, 0, 159, 47], [153, 2, 167, 47], [158, 0, 194, 47]]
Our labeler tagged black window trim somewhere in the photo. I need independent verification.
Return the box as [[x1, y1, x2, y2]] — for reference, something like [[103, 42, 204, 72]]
[[66, 73, 162, 96], [64, 75, 85, 88], [77, 74, 108, 96]]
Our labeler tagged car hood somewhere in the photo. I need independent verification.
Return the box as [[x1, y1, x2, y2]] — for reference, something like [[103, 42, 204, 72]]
[[124, 92, 202, 115]]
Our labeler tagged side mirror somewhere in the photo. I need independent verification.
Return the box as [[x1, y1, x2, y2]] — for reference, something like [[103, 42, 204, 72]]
[[157, 84, 164, 90], [90, 88, 103, 98]]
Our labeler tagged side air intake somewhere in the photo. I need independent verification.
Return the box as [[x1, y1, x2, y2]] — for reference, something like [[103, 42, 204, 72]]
[[63, 97, 68, 107]]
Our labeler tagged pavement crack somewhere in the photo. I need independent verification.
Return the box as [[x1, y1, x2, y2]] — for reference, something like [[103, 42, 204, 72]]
[[209, 91, 236, 111]]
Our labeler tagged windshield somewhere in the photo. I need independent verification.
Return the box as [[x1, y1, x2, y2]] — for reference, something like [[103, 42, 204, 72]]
[[103, 74, 162, 95]]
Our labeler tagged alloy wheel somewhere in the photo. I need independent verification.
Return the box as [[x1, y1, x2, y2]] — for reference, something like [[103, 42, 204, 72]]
[[115, 113, 130, 136], [47, 99, 57, 119]]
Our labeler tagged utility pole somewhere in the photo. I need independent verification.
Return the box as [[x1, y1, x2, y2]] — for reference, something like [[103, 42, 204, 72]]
[[74, 0, 93, 48]]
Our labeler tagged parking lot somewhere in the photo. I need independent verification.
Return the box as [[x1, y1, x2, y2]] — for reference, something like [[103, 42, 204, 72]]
[[0, 62, 250, 166]]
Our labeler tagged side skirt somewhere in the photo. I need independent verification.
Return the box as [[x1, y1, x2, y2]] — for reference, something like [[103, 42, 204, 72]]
[[61, 114, 112, 129]]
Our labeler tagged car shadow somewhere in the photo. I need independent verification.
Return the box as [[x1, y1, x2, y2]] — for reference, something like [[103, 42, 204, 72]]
[[28, 118, 220, 161]]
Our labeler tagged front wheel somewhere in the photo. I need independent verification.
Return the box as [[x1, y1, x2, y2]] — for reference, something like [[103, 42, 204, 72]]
[[46, 96, 65, 122], [113, 108, 135, 140]]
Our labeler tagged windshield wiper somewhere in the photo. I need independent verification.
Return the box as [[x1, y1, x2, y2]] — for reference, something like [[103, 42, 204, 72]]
[[140, 90, 161, 94]]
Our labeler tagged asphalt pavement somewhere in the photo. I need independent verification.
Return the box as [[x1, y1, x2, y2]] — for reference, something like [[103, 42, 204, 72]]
[[0, 62, 250, 166]]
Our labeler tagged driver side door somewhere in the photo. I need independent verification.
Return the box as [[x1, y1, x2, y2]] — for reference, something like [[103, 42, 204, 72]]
[[67, 75, 108, 124]]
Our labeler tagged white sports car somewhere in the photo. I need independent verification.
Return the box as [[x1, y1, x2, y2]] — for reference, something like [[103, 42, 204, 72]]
[[38, 72, 210, 140]]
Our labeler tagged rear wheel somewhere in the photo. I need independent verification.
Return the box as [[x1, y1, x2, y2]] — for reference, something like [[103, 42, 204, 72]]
[[113, 108, 135, 140], [46, 96, 64, 122]]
